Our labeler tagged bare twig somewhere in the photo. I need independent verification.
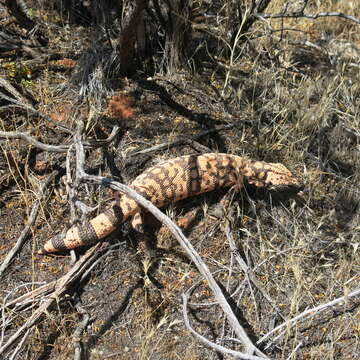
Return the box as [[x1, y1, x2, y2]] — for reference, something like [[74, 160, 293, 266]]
[[0, 130, 69, 152], [257, 287, 360, 345], [0, 30, 44, 58], [86, 125, 120, 148], [0, 78, 31, 104], [0, 119, 240, 165], [1, 283, 42, 342], [285, 342, 302, 360], [257, 11, 360, 24], [181, 294, 267, 360], [0, 242, 105, 357], [223, 217, 285, 320], [4, 281, 56, 310], [0, 125, 120, 153], [70, 122, 89, 355], [73, 294, 90, 360], [8, 329, 30, 360], [128, 121, 250, 156], [3, 244, 124, 312], [0, 92, 73, 134], [0, 170, 59, 277]]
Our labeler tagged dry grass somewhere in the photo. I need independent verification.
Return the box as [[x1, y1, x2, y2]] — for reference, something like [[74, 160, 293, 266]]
[[0, 0, 359, 359]]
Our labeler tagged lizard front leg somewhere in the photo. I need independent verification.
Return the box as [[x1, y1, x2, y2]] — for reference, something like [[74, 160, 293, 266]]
[[210, 178, 244, 219], [131, 212, 157, 260]]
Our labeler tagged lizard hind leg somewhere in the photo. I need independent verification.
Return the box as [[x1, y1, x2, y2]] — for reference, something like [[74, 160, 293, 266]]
[[208, 186, 242, 220]]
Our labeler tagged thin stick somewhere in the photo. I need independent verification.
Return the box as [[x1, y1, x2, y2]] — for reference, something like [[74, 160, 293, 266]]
[[8, 329, 30, 360], [257, 11, 360, 24], [70, 121, 88, 357], [0, 243, 103, 357], [257, 287, 360, 345], [0, 78, 31, 104], [224, 217, 285, 320], [128, 121, 250, 156], [0, 170, 59, 277], [0, 125, 120, 153], [285, 342, 302, 360], [0, 92, 73, 134], [73, 294, 90, 360], [0, 131, 69, 152], [0, 30, 44, 58], [4, 281, 56, 310]]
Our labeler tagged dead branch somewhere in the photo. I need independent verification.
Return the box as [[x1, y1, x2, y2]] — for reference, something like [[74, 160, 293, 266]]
[[181, 294, 268, 360], [73, 294, 90, 360], [241, 0, 273, 34], [118, 0, 148, 74], [0, 92, 73, 134], [85, 125, 120, 148], [223, 217, 285, 320], [0, 125, 120, 153], [4, 281, 56, 311], [4, 0, 48, 46], [0, 30, 44, 58], [0, 119, 243, 156], [257, 11, 360, 25], [0, 130, 69, 152], [257, 287, 360, 346], [128, 121, 251, 156], [68, 123, 89, 356], [0, 78, 31, 105], [8, 329, 29, 360], [2, 244, 122, 315], [0, 242, 105, 357], [0, 170, 59, 277]]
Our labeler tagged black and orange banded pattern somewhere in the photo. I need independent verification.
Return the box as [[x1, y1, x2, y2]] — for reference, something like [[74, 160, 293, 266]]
[[39, 153, 302, 253]]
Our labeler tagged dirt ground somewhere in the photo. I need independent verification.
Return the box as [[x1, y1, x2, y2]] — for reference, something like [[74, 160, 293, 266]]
[[1, 1, 360, 359]]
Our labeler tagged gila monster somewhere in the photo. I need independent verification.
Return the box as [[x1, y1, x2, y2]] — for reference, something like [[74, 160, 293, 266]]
[[39, 153, 303, 254]]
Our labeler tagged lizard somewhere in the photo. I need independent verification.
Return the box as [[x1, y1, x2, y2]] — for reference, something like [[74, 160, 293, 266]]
[[38, 153, 303, 254]]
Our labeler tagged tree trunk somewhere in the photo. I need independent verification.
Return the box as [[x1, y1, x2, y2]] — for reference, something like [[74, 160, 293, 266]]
[[118, 0, 148, 75]]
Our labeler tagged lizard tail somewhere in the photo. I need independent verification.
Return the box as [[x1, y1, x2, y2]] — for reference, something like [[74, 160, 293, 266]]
[[38, 203, 129, 254]]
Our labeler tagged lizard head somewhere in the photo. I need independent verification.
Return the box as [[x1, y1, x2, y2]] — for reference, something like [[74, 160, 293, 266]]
[[246, 161, 304, 194]]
